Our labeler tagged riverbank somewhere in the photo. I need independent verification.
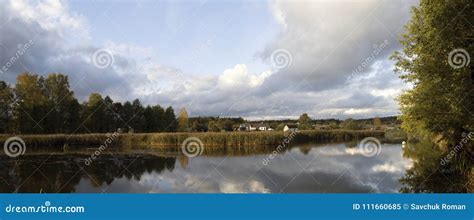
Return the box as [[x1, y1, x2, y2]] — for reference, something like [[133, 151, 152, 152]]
[[0, 130, 391, 151]]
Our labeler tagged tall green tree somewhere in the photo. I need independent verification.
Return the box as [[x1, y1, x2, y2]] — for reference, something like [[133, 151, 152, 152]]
[[110, 102, 123, 130], [298, 113, 312, 130], [164, 106, 177, 132], [392, 0, 473, 190], [0, 81, 14, 133], [102, 96, 116, 132], [153, 105, 166, 132], [392, 0, 473, 143], [14, 73, 47, 133], [121, 101, 134, 132], [43, 74, 80, 133], [83, 93, 106, 133], [130, 99, 145, 132]]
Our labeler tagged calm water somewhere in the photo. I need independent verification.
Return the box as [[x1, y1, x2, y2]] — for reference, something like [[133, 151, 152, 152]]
[[0, 143, 412, 193]]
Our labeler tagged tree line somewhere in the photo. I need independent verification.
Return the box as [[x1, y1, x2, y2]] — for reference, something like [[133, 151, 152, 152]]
[[0, 72, 399, 134], [0, 72, 178, 134]]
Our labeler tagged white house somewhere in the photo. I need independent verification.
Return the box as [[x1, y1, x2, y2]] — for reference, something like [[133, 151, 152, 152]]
[[239, 122, 272, 131], [283, 124, 298, 132], [238, 123, 256, 131], [256, 122, 271, 131]]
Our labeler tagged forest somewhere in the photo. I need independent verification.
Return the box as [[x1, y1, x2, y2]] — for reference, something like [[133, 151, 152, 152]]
[[0, 72, 179, 134], [1, 72, 400, 134]]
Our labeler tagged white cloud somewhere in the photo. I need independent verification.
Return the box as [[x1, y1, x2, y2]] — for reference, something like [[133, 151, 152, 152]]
[[219, 180, 270, 193], [0, 0, 418, 119], [218, 64, 272, 90]]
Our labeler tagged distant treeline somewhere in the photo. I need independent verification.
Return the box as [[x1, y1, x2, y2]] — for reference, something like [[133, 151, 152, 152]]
[[257, 116, 399, 126], [0, 73, 180, 134], [0, 72, 400, 134]]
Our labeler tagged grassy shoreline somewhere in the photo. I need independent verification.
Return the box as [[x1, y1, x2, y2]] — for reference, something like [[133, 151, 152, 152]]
[[0, 130, 388, 151]]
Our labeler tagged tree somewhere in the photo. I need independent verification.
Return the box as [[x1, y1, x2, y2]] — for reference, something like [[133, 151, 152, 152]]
[[391, 0, 473, 144], [153, 105, 166, 132], [373, 117, 382, 129], [121, 101, 134, 132], [83, 93, 106, 132], [102, 96, 116, 132], [298, 113, 312, 130], [328, 121, 339, 129], [190, 117, 208, 132], [177, 108, 189, 132], [0, 81, 14, 133], [208, 120, 222, 132], [14, 73, 47, 133], [392, 0, 473, 191], [130, 99, 145, 132], [341, 118, 360, 130], [43, 74, 79, 133], [164, 106, 177, 132], [143, 106, 156, 132], [112, 102, 124, 130]]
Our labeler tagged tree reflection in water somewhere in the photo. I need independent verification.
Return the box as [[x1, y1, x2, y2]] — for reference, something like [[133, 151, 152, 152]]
[[0, 146, 280, 193], [0, 154, 176, 193], [400, 139, 471, 193]]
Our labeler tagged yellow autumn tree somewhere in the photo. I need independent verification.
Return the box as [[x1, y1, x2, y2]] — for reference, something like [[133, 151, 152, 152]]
[[177, 107, 189, 132]]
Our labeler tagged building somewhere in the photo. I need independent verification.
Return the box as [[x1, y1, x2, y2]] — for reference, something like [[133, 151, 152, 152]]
[[283, 124, 298, 132], [238, 123, 256, 131], [313, 125, 331, 130], [239, 122, 273, 131], [256, 122, 271, 131]]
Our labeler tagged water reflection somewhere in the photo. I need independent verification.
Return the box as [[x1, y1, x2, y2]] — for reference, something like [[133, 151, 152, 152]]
[[0, 143, 413, 193], [400, 139, 470, 193]]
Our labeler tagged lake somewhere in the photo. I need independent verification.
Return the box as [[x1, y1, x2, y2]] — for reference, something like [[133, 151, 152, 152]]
[[0, 143, 412, 193]]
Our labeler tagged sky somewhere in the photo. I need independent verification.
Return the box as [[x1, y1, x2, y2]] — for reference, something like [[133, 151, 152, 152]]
[[0, 0, 418, 120]]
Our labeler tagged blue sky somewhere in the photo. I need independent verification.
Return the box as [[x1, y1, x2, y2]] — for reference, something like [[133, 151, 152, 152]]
[[0, 0, 418, 119], [70, 0, 278, 75]]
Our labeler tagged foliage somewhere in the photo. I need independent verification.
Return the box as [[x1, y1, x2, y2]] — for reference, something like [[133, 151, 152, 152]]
[[391, 0, 473, 144], [0, 81, 14, 133], [340, 118, 360, 130], [393, 0, 473, 190], [298, 113, 312, 130], [177, 108, 189, 132], [0, 73, 178, 134], [373, 117, 382, 128], [0, 130, 385, 150]]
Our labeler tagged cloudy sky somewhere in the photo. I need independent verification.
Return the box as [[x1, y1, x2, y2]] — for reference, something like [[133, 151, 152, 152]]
[[0, 0, 417, 120]]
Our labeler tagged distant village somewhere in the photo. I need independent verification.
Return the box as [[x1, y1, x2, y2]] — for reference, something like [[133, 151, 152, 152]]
[[193, 114, 401, 133], [236, 119, 398, 132]]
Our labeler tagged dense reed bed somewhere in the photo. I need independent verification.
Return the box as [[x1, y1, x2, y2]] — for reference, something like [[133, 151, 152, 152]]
[[0, 130, 386, 152]]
